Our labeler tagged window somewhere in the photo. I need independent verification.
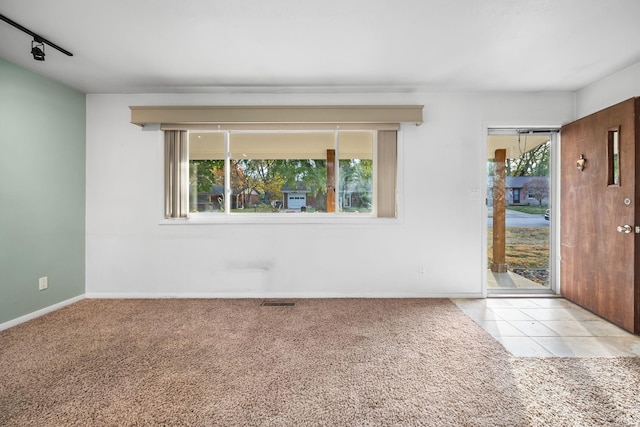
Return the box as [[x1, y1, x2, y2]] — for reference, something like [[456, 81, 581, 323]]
[[135, 105, 422, 221], [608, 127, 620, 186], [179, 130, 379, 217]]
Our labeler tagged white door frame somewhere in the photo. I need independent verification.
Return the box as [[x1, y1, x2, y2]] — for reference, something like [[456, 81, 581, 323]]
[[481, 122, 563, 297]]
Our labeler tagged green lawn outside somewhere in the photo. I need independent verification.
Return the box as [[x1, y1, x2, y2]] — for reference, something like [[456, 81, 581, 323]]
[[506, 205, 547, 215], [487, 227, 549, 269]]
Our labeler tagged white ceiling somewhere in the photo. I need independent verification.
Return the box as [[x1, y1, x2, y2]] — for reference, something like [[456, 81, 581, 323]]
[[2, 0, 640, 94]]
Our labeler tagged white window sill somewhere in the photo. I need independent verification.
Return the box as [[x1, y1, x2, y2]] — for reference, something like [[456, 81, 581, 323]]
[[160, 212, 398, 225]]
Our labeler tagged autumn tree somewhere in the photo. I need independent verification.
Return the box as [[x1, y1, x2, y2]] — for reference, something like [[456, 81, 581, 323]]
[[190, 160, 224, 211], [190, 160, 224, 193], [522, 177, 549, 206], [236, 159, 285, 205], [506, 141, 550, 177]]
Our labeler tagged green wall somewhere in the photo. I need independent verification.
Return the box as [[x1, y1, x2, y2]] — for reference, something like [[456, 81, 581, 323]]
[[0, 58, 85, 324]]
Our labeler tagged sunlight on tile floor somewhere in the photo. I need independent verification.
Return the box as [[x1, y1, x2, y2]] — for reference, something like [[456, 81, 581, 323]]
[[452, 298, 640, 357]]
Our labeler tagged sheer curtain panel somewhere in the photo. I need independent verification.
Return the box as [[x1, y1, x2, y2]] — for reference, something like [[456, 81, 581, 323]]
[[377, 131, 397, 218], [164, 130, 189, 218]]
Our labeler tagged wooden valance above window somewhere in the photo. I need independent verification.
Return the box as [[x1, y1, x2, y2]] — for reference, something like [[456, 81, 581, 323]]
[[129, 105, 424, 128]]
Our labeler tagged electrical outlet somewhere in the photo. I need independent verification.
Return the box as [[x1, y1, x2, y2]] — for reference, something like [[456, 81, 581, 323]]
[[39, 276, 48, 291], [418, 266, 425, 276]]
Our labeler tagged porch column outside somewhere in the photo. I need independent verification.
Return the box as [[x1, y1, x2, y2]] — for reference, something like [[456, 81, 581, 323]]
[[491, 148, 507, 273], [326, 149, 335, 212]]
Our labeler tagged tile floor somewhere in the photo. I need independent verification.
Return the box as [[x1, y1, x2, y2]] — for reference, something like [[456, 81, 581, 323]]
[[452, 297, 640, 357]]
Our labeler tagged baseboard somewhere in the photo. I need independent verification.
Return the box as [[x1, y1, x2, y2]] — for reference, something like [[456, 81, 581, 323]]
[[0, 294, 86, 332], [85, 292, 485, 299]]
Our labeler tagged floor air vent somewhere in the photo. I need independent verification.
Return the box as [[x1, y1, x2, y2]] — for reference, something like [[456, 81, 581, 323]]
[[260, 300, 295, 307]]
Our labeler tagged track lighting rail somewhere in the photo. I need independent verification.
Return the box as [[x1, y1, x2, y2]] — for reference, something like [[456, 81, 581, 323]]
[[0, 13, 73, 57]]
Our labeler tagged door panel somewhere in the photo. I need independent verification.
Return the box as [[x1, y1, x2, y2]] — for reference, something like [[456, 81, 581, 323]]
[[561, 98, 638, 333]]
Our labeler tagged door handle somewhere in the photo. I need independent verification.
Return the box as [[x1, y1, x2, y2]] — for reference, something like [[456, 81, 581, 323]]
[[617, 224, 632, 233]]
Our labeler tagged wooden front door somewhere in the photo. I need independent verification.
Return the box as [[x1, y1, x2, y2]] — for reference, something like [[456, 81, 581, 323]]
[[561, 97, 639, 333]]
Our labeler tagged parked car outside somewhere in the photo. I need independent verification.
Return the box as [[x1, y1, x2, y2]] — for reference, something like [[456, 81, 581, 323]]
[[544, 209, 550, 220]]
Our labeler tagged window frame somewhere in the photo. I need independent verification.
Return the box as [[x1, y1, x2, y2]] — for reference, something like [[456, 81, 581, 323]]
[[161, 126, 398, 223], [160, 127, 401, 225]]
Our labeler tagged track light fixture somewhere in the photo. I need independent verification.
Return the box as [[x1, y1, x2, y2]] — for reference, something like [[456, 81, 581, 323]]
[[31, 37, 45, 61], [0, 13, 73, 61]]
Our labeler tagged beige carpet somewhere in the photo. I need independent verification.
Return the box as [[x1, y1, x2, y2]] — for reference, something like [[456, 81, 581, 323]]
[[0, 298, 639, 426]]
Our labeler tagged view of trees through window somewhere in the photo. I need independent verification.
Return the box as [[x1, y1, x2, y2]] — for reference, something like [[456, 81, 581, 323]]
[[487, 140, 550, 177], [189, 131, 374, 214], [505, 140, 549, 177]]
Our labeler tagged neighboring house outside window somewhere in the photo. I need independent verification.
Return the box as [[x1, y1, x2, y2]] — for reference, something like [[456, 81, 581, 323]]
[[487, 176, 549, 206]]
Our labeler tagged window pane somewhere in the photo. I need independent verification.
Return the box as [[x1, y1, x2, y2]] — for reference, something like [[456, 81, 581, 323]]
[[186, 130, 379, 216], [189, 133, 225, 213], [229, 133, 332, 213], [339, 132, 374, 213], [608, 128, 620, 186]]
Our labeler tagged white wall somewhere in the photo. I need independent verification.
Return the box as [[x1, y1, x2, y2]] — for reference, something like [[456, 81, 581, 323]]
[[86, 92, 574, 298], [576, 60, 640, 118]]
